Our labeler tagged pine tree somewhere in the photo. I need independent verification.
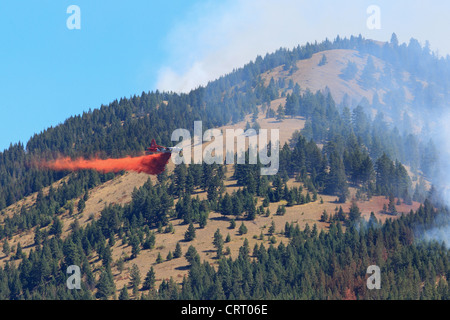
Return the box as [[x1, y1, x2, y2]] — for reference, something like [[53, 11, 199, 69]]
[[276, 104, 285, 121], [130, 234, 141, 258], [119, 285, 129, 300], [337, 206, 346, 221], [143, 232, 155, 250], [276, 205, 286, 216], [174, 242, 182, 258], [96, 268, 116, 300], [15, 242, 23, 260], [166, 251, 173, 260], [156, 252, 163, 264], [129, 264, 141, 296], [320, 210, 329, 222], [185, 245, 200, 265], [142, 267, 156, 291], [50, 217, 63, 237], [246, 201, 256, 221], [361, 56, 376, 88], [318, 54, 328, 66], [340, 61, 358, 80], [325, 151, 348, 202], [388, 194, 397, 215], [116, 257, 125, 274], [268, 221, 275, 235], [2, 240, 10, 257], [213, 228, 224, 258], [239, 222, 248, 235], [390, 32, 399, 47], [348, 201, 361, 223], [77, 198, 86, 214], [68, 201, 74, 216], [184, 223, 196, 241], [220, 193, 233, 216], [102, 244, 113, 268]]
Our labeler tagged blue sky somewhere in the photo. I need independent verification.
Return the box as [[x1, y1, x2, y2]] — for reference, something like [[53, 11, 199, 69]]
[[0, 0, 204, 151], [0, 0, 449, 151]]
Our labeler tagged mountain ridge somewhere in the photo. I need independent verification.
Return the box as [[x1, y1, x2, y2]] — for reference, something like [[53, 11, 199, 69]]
[[0, 34, 449, 300]]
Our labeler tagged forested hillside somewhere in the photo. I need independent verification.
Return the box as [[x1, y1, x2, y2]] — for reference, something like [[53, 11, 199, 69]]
[[0, 34, 449, 300]]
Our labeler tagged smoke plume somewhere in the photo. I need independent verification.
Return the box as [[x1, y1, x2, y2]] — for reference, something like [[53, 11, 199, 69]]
[[38, 153, 171, 175]]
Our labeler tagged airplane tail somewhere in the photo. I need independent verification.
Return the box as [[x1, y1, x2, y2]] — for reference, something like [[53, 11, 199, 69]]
[[151, 139, 156, 148]]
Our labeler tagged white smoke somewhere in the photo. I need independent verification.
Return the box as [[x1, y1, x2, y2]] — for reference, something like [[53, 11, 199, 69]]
[[156, 0, 357, 93], [415, 107, 450, 248], [422, 225, 450, 248], [415, 209, 450, 249], [155, 0, 450, 93], [436, 112, 450, 203]]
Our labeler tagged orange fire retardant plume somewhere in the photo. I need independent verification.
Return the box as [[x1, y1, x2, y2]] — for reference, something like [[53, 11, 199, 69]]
[[39, 153, 171, 175]]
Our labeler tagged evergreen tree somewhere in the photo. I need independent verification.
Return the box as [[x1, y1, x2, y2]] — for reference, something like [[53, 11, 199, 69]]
[[348, 201, 361, 223], [276, 105, 285, 121], [50, 217, 63, 237], [184, 223, 196, 242], [166, 250, 173, 261], [130, 234, 141, 259], [15, 242, 23, 260], [325, 151, 348, 202], [360, 56, 376, 88], [174, 242, 182, 258], [77, 198, 86, 214], [320, 210, 329, 222], [220, 193, 233, 216], [142, 267, 156, 291], [239, 222, 248, 235], [268, 221, 275, 235], [129, 264, 141, 296], [2, 240, 10, 257], [229, 219, 236, 229], [119, 285, 129, 300], [101, 245, 113, 268], [156, 252, 163, 264], [185, 245, 200, 266], [68, 201, 74, 216], [390, 32, 399, 47], [213, 229, 224, 258], [318, 54, 328, 66], [96, 268, 116, 300], [388, 194, 397, 215], [340, 61, 358, 80]]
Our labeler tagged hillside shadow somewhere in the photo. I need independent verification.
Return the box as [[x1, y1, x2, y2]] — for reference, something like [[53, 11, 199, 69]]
[[209, 215, 230, 222], [24, 243, 34, 250], [175, 265, 190, 271], [225, 182, 240, 188]]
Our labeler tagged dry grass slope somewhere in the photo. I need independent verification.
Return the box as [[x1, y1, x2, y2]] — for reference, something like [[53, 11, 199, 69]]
[[0, 49, 424, 298]]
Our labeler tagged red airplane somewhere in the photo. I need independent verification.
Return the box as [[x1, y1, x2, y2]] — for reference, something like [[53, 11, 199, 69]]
[[146, 139, 181, 154]]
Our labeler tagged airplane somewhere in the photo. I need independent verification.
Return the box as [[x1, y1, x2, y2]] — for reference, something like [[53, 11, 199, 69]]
[[146, 139, 182, 154]]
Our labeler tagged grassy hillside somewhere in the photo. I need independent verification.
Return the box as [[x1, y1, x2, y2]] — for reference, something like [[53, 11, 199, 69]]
[[0, 102, 424, 298], [0, 35, 449, 300]]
